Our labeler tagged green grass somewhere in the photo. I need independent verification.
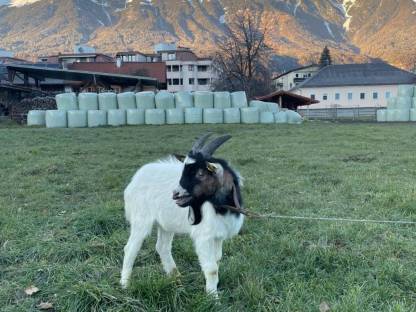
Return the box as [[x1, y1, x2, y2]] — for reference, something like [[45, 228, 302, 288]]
[[1, 122, 416, 311]]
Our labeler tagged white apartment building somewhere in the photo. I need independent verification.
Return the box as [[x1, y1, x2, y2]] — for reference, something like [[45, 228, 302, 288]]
[[293, 63, 416, 109], [273, 64, 320, 91]]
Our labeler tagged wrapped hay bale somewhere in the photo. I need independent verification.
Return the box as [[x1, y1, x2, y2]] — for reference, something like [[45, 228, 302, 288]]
[[88, 110, 107, 127], [99, 92, 117, 111], [267, 102, 279, 113], [412, 97, 416, 108], [27, 110, 46, 126], [185, 107, 203, 124], [46, 110, 67, 128], [175, 91, 193, 109], [117, 92, 136, 110], [386, 97, 397, 109], [275, 111, 288, 124], [396, 96, 412, 110], [410, 109, 416, 121], [260, 111, 274, 124], [56, 93, 77, 111], [78, 93, 98, 111], [223, 108, 240, 123], [166, 109, 184, 124], [240, 107, 259, 124], [194, 91, 214, 109], [398, 85, 414, 97], [376, 109, 387, 122], [107, 109, 126, 126], [396, 109, 410, 122], [231, 91, 248, 108], [203, 108, 223, 124], [386, 109, 399, 122], [287, 110, 303, 124], [67, 110, 87, 128], [155, 91, 175, 109], [214, 92, 231, 109], [145, 109, 165, 125], [136, 91, 156, 110], [126, 109, 145, 125], [249, 100, 270, 112]]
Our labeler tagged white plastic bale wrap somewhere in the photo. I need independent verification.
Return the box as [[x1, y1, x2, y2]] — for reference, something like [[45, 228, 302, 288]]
[[166, 109, 185, 124], [67, 110, 87, 128], [410, 109, 416, 121], [376, 109, 387, 122], [78, 92, 98, 110], [126, 109, 145, 125], [56, 93, 77, 111], [107, 109, 126, 126], [275, 111, 288, 124], [117, 92, 136, 110], [88, 110, 107, 127], [155, 91, 175, 109], [214, 92, 231, 109], [386, 109, 399, 122], [27, 110, 46, 126], [194, 91, 214, 109], [98, 92, 117, 110], [396, 109, 410, 122], [231, 91, 248, 108], [398, 85, 414, 97], [240, 107, 260, 124], [412, 97, 416, 108], [185, 107, 203, 124], [174, 91, 193, 109], [286, 110, 303, 124], [46, 110, 67, 128], [223, 108, 240, 124], [259, 111, 274, 124], [267, 102, 279, 113], [136, 91, 156, 110], [386, 97, 397, 109], [396, 96, 412, 110], [145, 109, 165, 125], [203, 108, 223, 124]]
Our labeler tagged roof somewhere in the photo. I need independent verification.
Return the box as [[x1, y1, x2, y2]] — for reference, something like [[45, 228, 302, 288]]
[[295, 63, 416, 88], [272, 64, 319, 80], [116, 51, 147, 56], [7, 64, 158, 87], [256, 90, 319, 105]]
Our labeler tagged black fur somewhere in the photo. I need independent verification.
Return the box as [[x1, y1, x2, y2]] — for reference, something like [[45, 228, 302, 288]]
[[179, 152, 242, 225]]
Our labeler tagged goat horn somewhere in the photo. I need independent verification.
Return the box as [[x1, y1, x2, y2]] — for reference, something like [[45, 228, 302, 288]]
[[200, 135, 232, 157], [191, 132, 213, 154]]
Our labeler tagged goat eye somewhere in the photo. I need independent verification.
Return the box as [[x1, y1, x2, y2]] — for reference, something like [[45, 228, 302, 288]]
[[197, 171, 205, 178]]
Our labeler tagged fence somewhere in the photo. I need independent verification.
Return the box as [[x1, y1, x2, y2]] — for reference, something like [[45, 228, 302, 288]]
[[298, 107, 379, 121]]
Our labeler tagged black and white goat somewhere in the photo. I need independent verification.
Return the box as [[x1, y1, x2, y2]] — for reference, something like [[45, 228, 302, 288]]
[[120, 133, 244, 295]]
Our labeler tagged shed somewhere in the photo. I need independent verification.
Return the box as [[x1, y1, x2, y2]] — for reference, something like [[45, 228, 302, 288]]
[[256, 90, 319, 110]]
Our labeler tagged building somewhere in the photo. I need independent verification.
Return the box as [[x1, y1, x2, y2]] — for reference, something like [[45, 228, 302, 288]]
[[272, 64, 320, 91], [293, 63, 416, 109], [38, 52, 113, 68]]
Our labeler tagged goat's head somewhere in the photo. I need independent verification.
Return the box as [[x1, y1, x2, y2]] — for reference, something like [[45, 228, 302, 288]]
[[172, 133, 233, 209]]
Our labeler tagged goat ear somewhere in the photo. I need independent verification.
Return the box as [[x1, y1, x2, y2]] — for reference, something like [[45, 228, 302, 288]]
[[173, 154, 186, 162]]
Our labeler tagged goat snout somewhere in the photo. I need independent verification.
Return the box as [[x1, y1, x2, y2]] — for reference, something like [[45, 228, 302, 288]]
[[172, 186, 192, 207]]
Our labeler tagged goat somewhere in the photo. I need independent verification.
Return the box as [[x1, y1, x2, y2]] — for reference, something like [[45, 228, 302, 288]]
[[120, 133, 244, 295]]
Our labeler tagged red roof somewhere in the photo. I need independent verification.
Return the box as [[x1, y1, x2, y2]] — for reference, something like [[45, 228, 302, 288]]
[[68, 62, 167, 83]]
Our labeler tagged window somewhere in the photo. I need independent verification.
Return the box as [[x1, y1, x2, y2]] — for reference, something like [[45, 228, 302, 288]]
[[168, 53, 176, 60], [303, 74, 307, 78], [40, 58, 48, 62], [189, 78, 194, 85], [180, 79, 183, 85], [385, 91, 391, 99], [172, 65, 180, 72], [167, 79, 172, 85], [323, 94, 328, 101], [290, 83, 293, 88], [167, 66, 171, 72], [197, 65, 208, 72], [360, 93, 365, 100], [310, 94, 315, 100], [188, 65, 194, 71], [335, 93, 340, 100], [373, 92, 378, 99], [308, 73, 312, 77], [197, 78, 208, 85], [172, 79, 180, 85], [295, 74, 299, 78], [348, 92, 353, 100]]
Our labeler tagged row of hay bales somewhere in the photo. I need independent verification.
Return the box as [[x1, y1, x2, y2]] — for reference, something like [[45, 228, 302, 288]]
[[377, 85, 416, 122], [27, 91, 303, 127]]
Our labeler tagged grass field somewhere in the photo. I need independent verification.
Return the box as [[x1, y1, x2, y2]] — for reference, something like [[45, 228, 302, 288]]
[[1, 121, 416, 311]]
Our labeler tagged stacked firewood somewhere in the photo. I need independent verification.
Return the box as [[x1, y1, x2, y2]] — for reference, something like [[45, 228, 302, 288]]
[[11, 96, 57, 123]]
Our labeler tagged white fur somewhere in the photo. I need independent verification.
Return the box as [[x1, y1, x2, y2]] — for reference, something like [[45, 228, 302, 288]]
[[120, 157, 244, 295]]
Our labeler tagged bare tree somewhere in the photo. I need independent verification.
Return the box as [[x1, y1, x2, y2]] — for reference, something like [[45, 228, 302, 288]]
[[212, 8, 273, 99]]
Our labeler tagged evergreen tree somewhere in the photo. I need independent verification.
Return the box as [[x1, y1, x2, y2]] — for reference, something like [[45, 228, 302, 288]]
[[319, 46, 332, 67]]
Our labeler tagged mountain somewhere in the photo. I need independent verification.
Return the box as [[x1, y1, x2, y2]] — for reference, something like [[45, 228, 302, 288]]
[[0, 0, 415, 71]]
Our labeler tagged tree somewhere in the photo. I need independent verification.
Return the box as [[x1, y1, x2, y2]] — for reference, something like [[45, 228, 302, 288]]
[[212, 8, 273, 98], [319, 46, 332, 67]]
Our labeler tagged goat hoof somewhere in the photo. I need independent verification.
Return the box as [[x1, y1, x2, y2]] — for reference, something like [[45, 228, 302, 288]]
[[120, 279, 129, 289]]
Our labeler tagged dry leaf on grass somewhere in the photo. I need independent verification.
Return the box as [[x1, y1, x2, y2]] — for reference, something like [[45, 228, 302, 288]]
[[37, 301, 53, 310], [319, 301, 330, 312], [24, 286, 40, 296]]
